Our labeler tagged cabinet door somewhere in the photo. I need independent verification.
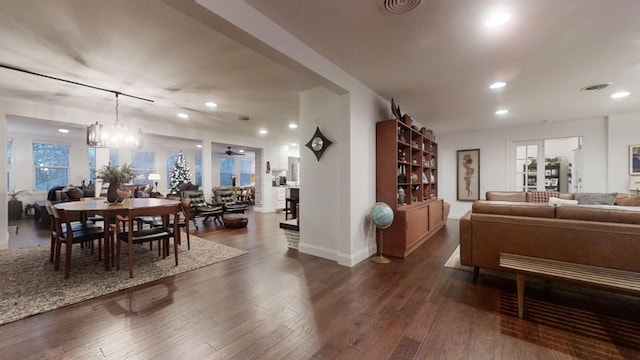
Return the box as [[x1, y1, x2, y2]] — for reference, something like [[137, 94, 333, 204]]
[[428, 200, 443, 230], [405, 205, 429, 248]]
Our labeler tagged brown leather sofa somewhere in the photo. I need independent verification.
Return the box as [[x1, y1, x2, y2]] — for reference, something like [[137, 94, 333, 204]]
[[459, 191, 640, 281]]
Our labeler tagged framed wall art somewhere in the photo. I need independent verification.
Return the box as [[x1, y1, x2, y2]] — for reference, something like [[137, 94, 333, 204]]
[[457, 149, 480, 201], [630, 145, 640, 175]]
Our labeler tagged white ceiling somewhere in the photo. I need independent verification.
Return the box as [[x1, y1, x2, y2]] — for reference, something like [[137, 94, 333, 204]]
[[2, 0, 640, 142], [248, 0, 640, 133]]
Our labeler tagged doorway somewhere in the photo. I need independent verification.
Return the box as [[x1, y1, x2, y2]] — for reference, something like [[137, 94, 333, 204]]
[[511, 137, 582, 193]]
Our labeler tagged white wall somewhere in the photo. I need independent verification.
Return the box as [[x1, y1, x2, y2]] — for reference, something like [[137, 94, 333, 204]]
[[439, 117, 608, 219], [607, 112, 640, 193], [298, 87, 342, 261]]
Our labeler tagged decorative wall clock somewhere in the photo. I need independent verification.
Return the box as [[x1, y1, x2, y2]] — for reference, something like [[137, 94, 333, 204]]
[[305, 126, 333, 161]]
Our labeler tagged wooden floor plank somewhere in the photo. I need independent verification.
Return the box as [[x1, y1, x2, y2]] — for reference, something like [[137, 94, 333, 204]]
[[3, 214, 640, 359]]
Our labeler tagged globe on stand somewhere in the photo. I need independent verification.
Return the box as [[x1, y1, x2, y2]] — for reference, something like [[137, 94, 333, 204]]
[[370, 202, 394, 264]]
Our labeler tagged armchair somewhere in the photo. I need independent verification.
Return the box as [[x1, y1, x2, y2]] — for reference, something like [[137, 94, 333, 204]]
[[213, 188, 248, 214], [180, 190, 224, 228]]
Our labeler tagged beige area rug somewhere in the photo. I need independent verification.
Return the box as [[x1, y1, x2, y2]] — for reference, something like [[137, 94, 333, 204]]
[[0, 233, 247, 325], [443, 245, 473, 271]]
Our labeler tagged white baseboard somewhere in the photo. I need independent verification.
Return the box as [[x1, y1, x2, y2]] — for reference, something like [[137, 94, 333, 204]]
[[337, 247, 374, 267], [298, 242, 338, 263]]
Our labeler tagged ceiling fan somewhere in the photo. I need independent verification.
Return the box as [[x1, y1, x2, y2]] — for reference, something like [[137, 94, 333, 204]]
[[223, 146, 245, 156]]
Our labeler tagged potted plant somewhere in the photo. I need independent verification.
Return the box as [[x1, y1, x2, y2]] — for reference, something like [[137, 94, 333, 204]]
[[8, 189, 29, 220], [95, 163, 135, 203], [24, 203, 36, 217]]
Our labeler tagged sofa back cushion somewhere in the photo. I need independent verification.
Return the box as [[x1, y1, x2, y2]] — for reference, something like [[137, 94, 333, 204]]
[[615, 195, 640, 206], [472, 200, 556, 218], [485, 191, 526, 202], [556, 204, 640, 225]]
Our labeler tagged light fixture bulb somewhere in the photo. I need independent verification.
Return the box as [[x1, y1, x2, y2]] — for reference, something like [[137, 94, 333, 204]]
[[178, 113, 189, 119], [205, 102, 218, 108], [489, 81, 506, 89], [611, 91, 631, 99], [495, 109, 509, 115], [259, 129, 268, 134], [485, 12, 511, 28], [289, 123, 298, 129]]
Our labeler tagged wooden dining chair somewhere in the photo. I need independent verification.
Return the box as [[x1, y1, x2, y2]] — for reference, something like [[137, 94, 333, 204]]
[[149, 198, 192, 250], [44, 202, 101, 264], [115, 203, 181, 278], [49, 205, 105, 279]]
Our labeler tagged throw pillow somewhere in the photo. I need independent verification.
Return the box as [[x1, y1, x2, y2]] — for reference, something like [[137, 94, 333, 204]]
[[574, 192, 618, 205], [615, 195, 640, 206], [529, 191, 560, 203], [549, 197, 579, 206], [65, 187, 84, 200]]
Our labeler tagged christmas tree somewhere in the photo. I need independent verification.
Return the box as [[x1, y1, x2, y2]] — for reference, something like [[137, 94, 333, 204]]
[[169, 151, 192, 194]]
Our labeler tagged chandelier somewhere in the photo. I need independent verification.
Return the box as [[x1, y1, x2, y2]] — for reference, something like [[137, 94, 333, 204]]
[[87, 93, 143, 150]]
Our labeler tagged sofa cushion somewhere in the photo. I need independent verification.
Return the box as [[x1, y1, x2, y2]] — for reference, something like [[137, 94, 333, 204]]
[[615, 195, 640, 206], [549, 197, 579, 206], [485, 191, 526, 202], [472, 201, 556, 218], [556, 204, 640, 225], [574, 192, 617, 205], [528, 191, 560, 203]]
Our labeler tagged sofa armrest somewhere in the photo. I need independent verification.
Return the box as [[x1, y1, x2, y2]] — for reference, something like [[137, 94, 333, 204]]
[[459, 210, 472, 266]]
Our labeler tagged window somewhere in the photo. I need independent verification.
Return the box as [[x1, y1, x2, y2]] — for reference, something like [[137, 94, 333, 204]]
[[166, 153, 179, 187], [195, 154, 202, 186], [88, 147, 96, 183], [6, 138, 13, 191], [131, 151, 155, 186], [89, 148, 119, 183], [240, 159, 253, 186], [109, 149, 119, 167], [220, 158, 234, 187], [33, 142, 70, 191]]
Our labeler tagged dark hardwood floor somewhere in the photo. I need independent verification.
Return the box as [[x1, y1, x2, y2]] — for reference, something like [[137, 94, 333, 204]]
[[3, 210, 640, 359]]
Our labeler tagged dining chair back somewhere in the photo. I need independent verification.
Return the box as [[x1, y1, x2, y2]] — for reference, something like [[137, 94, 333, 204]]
[[48, 204, 104, 278], [115, 203, 181, 278]]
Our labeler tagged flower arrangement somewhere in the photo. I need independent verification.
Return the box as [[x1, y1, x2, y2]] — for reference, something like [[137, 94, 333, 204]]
[[95, 163, 135, 184]]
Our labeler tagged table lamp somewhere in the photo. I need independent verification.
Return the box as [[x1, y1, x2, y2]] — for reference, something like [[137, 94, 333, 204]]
[[148, 173, 161, 192], [629, 176, 640, 195]]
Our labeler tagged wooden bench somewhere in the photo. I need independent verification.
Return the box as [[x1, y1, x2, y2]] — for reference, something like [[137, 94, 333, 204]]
[[499, 253, 640, 318]]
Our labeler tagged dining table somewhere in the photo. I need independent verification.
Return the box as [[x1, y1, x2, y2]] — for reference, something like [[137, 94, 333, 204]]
[[54, 197, 181, 271]]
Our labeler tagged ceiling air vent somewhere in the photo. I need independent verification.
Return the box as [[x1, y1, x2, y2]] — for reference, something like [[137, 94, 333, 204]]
[[580, 83, 611, 91], [383, 0, 422, 14]]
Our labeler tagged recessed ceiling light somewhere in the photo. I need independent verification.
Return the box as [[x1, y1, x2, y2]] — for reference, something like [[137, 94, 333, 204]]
[[611, 91, 631, 99], [289, 123, 298, 129], [178, 113, 189, 119], [290, 143, 298, 147], [485, 12, 511, 28], [239, 149, 245, 153], [495, 109, 509, 115], [489, 81, 506, 89], [259, 129, 268, 135], [58, 128, 69, 134], [196, 144, 203, 148], [205, 102, 218, 108]]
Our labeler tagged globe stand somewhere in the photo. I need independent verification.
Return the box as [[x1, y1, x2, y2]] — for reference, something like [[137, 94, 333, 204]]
[[371, 228, 391, 264]]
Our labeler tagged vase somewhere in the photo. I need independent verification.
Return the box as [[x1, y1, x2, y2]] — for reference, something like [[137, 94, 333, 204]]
[[107, 183, 120, 203]]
